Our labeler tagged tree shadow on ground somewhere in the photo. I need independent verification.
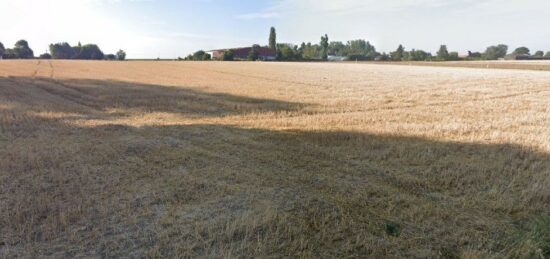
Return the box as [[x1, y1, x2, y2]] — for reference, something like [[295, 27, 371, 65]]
[[0, 77, 548, 258], [0, 76, 306, 118]]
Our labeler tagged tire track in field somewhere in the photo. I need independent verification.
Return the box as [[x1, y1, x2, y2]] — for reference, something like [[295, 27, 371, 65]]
[[4, 76, 102, 111], [48, 60, 55, 78], [30, 60, 41, 78], [32, 78, 104, 110]]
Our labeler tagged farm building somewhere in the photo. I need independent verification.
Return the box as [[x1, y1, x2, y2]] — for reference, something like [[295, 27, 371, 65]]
[[207, 46, 276, 61]]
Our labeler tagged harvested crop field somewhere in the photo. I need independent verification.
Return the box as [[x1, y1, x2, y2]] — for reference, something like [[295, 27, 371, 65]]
[[382, 60, 550, 71], [1, 60, 549, 258]]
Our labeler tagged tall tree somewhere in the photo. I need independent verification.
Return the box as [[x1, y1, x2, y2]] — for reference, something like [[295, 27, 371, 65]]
[[320, 34, 329, 60], [50, 42, 75, 59], [116, 49, 126, 61], [436, 45, 449, 61], [346, 39, 377, 60], [328, 41, 347, 56], [269, 27, 277, 52], [301, 42, 319, 60], [513, 47, 530, 55], [483, 44, 508, 60], [0, 42, 4, 58], [533, 51, 544, 57], [277, 43, 299, 61], [74, 44, 104, 60], [222, 49, 234, 61], [2, 49, 18, 59], [391, 44, 405, 61], [14, 40, 34, 59], [248, 44, 260, 61], [407, 49, 432, 61]]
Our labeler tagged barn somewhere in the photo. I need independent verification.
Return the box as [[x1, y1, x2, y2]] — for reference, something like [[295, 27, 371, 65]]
[[208, 46, 276, 61]]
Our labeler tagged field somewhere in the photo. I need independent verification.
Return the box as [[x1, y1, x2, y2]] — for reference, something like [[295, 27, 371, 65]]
[[385, 60, 550, 71], [1, 60, 549, 258]]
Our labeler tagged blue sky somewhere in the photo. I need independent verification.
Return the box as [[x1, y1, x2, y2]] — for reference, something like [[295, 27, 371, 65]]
[[1, 0, 549, 58]]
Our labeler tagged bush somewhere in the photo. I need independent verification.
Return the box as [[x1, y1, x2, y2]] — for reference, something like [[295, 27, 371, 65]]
[[116, 49, 126, 61], [104, 54, 117, 60], [39, 53, 52, 59], [186, 50, 211, 61]]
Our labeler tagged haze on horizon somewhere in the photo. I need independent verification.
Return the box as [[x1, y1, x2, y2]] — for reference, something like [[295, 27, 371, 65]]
[[0, 0, 548, 59]]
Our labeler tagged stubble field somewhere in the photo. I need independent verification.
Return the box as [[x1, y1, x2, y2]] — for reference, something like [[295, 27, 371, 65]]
[[1, 60, 549, 258]]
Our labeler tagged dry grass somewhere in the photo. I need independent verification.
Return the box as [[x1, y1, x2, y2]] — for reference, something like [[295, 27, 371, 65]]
[[378, 60, 550, 71], [1, 60, 549, 258]]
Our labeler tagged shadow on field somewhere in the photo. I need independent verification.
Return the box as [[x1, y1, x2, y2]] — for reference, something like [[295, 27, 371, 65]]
[[1, 77, 549, 258], [0, 76, 306, 118]]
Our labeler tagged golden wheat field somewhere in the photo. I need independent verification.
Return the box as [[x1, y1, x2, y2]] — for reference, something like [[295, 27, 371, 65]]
[[1, 60, 549, 258]]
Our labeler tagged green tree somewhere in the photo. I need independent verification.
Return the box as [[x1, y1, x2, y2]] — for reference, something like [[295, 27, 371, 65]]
[[74, 44, 104, 60], [347, 39, 377, 60], [248, 44, 260, 61], [299, 42, 306, 55], [407, 49, 432, 61], [276, 43, 299, 61], [533, 51, 544, 57], [328, 41, 347, 56], [104, 54, 117, 60], [320, 34, 329, 60], [116, 49, 126, 61], [436, 45, 449, 61], [513, 47, 530, 55], [49, 42, 75, 59], [467, 51, 482, 59], [269, 27, 277, 52], [376, 53, 390, 61], [39, 53, 52, 59], [2, 49, 18, 59], [191, 50, 211, 61], [301, 42, 319, 60], [483, 44, 508, 60], [222, 49, 234, 61], [14, 40, 34, 59], [448, 52, 460, 61], [391, 44, 405, 61], [545, 52, 550, 58], [0, 42, 4, 58]]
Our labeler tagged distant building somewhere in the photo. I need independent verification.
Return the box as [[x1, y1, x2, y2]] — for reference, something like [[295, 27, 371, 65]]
[[327, 55, 348, 61], [207, 46, 276, 61]]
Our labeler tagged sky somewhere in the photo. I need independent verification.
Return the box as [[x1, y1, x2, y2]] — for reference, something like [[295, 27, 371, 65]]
[[0, 0, 549, 59]]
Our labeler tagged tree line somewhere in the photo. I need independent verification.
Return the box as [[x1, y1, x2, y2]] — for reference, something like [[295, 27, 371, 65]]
[[0, 40, 126, 60], [188, 27, 550, 62]]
